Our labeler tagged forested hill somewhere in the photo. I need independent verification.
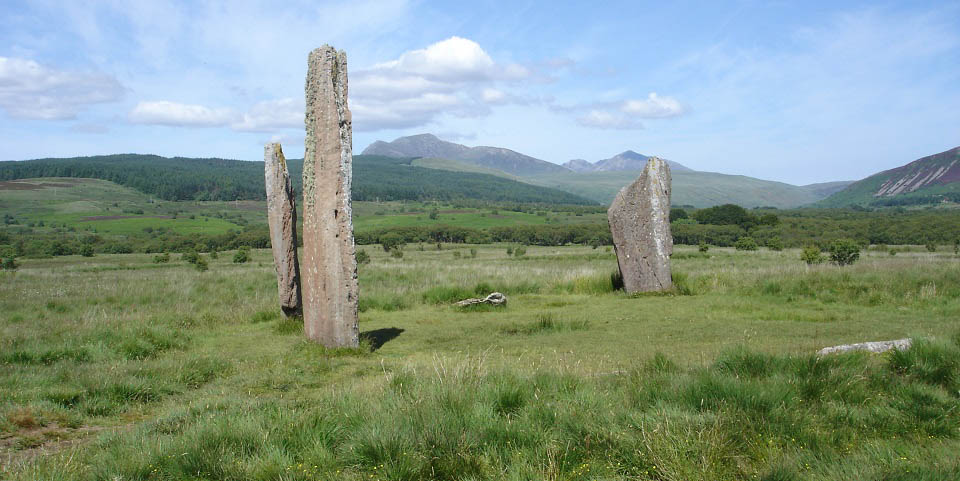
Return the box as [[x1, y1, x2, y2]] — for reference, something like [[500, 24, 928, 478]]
[[0, 154, 597, 205]]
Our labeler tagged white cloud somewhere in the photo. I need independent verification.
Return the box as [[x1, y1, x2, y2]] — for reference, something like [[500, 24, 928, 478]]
[[576, 110, 643, 130], [0, 57, 124, 120], [128, 101, 237, 127], [481, 88, 507, 104], [621, 93, 685, 118], [350, 36, 523, 131], [375, 36, 495, 81], [570, 92, 686, 130], [352, 92, 473, 131], [232, 98, 303, 132]]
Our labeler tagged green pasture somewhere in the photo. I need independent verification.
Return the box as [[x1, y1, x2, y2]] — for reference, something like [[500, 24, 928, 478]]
[[2, 244, 959, 479]]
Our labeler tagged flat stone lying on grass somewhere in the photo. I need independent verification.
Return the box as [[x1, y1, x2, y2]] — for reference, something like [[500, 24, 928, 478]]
[[817, 338, 912, 356], [455, 292, 507, 307], [264, 142, 302, 318], [607, 156, 673, 293]]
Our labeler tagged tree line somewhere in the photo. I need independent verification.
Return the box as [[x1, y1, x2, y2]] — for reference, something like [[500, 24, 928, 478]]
[[0, 154, 595, 205]]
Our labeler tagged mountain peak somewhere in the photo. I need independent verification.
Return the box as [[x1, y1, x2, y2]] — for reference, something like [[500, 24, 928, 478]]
[[361, 134, 569, 176]]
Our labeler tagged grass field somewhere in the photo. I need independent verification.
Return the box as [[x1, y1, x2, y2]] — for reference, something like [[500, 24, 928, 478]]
[[0, 178, 605, 239], [2, 244, 959, 479]]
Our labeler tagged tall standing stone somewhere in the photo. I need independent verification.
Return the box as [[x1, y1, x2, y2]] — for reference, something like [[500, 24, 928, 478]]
[[607, 157, 673, 292], [301, 45, 359, 348], [264, 142, 302, 317]]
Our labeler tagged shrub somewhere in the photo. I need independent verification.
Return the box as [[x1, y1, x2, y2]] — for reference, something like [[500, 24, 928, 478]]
[[233, 248, 250, 264], [1, 257, 17, 271], [356, 249, 370, 265], [380, 233, 403, 252], [954, 239, 959, 255], [469, 248, 477, 258], [182, 251, 200, 265], [800, 245, 824, 265], [926, 242, 937, 252], [452, 250, 461, 259], [766, 236, 783, 251], [734, 237, 758, 251], [194, 256, 209, 272], [428, 209, 438, 220], [153, 252, 170, 264], [209, 250, 218, 259], [79, 244, 95, 257], [390, 249, 404, 259], [889, 248, 898, 256], [506, 246, 513, 256], [514, 246, 526, 257], [828, 238, 860, 266], [698, 241, 709, 253]]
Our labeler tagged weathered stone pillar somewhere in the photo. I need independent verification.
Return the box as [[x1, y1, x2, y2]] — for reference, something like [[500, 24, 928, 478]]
[[607, 157, 673, 292], [301, 45, 359, 347], [264, 142, 302, 317]]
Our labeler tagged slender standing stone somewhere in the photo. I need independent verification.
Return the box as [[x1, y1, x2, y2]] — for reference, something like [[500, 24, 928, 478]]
[[301, 45, 359, 347], [607, 157, 673, 292], [264, 142, 302, 317]]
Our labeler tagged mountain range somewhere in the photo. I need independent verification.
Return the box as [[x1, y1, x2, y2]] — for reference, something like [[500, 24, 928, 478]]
[[363, 134, 568, 176], [362, 134, 850, 208], [563, 151, 693, 173]]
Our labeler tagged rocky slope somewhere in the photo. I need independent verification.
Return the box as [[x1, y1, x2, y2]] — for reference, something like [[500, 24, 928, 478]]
[[819, 146, 960, 207]]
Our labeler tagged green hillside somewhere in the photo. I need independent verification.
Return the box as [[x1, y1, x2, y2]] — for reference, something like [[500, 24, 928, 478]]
[[523, 170, 825, 208], [818, 147, 960, 208], [0, 154, 595, 206], [411, 157, 521, 180]]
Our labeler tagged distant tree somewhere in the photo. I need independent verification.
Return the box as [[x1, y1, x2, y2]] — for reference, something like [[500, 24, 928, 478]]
[[182, 251, 200, 265], [693, 204, 758, 230], [670, 208, 688, 222], [766, 236, 784, 251], [734, 236, 758, 251], [759, 213, 780, 226], [356, 249, 371, 265], [380, 233, 403, 252], [1, 257, 18, 271], [828, 239, 860, 266], [233, 247, 250, 264], [801, 245, 824, 265]]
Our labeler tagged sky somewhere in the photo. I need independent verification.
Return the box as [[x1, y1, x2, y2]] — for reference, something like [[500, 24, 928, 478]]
[[1, 0, 958, 185]]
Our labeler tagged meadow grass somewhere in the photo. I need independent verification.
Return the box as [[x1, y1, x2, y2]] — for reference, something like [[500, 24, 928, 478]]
[[1, 245, 959, 479]]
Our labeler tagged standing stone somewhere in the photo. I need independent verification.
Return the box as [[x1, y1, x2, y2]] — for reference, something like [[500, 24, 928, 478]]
[[301, 45, 359, 348], [607, 157, 673, 292], [264, 142, 302, 317]]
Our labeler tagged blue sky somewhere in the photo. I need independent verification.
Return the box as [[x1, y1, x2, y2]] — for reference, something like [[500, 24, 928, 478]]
[[1, 0, 958, 184]]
